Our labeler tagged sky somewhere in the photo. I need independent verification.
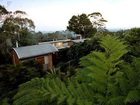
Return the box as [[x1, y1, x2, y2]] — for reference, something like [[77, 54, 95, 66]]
[[1, 0, 140, 32]]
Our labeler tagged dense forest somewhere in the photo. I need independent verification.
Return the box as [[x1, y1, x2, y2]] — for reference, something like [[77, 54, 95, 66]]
[[0, 5, 140, 105]]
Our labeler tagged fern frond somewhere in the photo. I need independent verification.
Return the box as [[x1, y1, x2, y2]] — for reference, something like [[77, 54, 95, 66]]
[[78, 35, 128, 104], [101, 35, 127, 61], [107, 96, 125, 105], [13, 77, 94, 105], [125, 90, 140, 104], [13, 35, 133, 105]]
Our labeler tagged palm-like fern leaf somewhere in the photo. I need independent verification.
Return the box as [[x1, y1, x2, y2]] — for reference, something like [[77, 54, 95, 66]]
[[13, 35, 140, 105], [125, 90, 140, 104], [13, 77, 94, 105], [77, 35, 128, 104]]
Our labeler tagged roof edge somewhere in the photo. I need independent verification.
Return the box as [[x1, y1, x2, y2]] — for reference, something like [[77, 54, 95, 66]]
[[13, 48, 20, 59]]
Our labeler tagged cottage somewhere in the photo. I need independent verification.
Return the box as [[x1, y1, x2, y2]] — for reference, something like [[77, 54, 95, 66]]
[[39, 39, 73, 49], [12, 44, 58, 70], [39, 39, 86, 50]]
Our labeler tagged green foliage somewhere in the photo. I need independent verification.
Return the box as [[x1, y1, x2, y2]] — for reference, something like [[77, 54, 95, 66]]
[[0, 5, 8, 15], [57, 36, 100, 64], [67, 13, 96, 38], [0, 5, 8, 25], [125, 90, 140, 104], [17, 30, 37, 46], [113, 28, 140, 62], [47, 32, 66, 40], [79, 35, 127, 76], [12, 35, 140, 105], [121, 58, 140, 104], [56, 36, 101, 77], [1, 10, 35, 47], [88, 12, 107, 31], [78, 35, 140, 104], [77, 35, 128, 104], [67, 12, 107, 38], [0, 5, 36, 64], [0, 98, 9, 105], [0, 62, 45, 101], [35, 30, 74, 43], [124, 28, 140, 57], [13, 77, 94, 105]]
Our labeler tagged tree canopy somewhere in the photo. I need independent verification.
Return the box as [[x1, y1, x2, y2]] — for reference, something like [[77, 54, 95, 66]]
[[67, 12, 107, 38], [0, 5, 36, 64], [67, 13, 96, 38], [124, 28, 140, 57], [88, 12, 107, 30]]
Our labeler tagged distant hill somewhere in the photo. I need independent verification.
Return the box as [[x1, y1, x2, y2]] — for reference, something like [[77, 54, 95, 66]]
[[108, 28, 122, 32]]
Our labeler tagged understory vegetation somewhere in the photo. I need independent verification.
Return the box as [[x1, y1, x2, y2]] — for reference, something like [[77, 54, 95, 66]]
[[12, 35, 140, 105], [1, 34, 140, 105]]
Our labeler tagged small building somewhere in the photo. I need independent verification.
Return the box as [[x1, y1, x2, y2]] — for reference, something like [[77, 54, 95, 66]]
[[12, 44, 58, 70], [39, 39, 74, 50], [75, 34, 82, 39], [72, 39, 86, 43], [39, 39, 86, 50]]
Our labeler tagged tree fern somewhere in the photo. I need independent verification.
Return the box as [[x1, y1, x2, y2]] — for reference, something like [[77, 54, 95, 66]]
[[13, 35, 140, 105], [125, 90, 140, 104], [107, 96, 125, 105], [13, 77, 94, 105], [77, 35, 128, 104], [120, 58, 140, 104]]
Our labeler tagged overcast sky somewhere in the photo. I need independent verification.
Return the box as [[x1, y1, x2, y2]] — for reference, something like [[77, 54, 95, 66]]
[[1, 0, 140, 31]]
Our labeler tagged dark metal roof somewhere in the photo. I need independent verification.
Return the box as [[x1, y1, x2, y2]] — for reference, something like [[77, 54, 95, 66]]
[[13, 44, 58, 59]]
